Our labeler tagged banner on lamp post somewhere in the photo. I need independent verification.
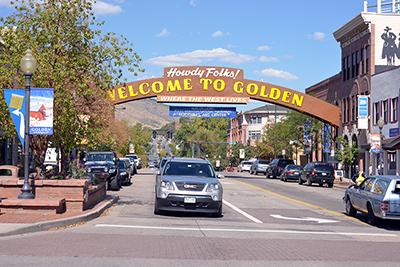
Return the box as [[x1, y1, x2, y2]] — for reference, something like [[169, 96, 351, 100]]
[[358, 95, 369, 130], [3, 89, 27, 146], [29, 88, 54, 135]]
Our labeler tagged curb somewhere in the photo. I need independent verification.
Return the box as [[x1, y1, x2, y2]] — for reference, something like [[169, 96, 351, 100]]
[[0, 195, 119, 238]]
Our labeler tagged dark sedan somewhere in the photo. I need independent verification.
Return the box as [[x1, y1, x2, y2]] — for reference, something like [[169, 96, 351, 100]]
[[279, 165, 303, 182]]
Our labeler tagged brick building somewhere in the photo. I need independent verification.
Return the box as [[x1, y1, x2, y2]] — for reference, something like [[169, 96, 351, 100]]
[[229, 105, 289, 146], [305, 0, 400, 174]]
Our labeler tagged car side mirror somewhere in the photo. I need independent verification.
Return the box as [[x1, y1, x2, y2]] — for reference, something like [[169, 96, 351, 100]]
[[217, 174, 224, 179], [156, 170, 161, 175]]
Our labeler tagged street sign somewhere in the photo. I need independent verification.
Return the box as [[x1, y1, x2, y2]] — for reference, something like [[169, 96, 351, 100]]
[[358, 95, 369, 130], [239, 149, 245, 159], [390, 128, 400, 138], [169, 106, 237, 118]]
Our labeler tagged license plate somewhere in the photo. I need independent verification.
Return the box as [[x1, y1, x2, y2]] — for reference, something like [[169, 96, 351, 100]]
[[322, 173, 327, 176], [294, 172, 299, 175], [184, 197, 196, 204]]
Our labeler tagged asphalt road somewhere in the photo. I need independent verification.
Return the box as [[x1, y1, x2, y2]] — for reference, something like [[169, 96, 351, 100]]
[[0, 169, 400, 267]]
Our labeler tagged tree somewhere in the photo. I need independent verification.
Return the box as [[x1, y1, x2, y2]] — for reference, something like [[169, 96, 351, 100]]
[[0, 0, 142, 173], [129, 123, 151, 166], [257, 111, 323, 160], [336, 136, 358, 177]]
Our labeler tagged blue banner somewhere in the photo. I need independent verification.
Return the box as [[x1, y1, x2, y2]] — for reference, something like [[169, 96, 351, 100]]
[[3, 89, 27, 146], [322, 123, 331, 153], [169, 106, 236, 118], [29, 88, 54, 135], [303, 119, 312, 153]]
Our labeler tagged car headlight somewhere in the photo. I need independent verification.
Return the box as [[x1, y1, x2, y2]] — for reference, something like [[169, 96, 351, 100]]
[[104, 167, 108, 172], [207, 183, 220, 192], [109, 167, 116, 173], [160, 180, 174, 191], [87, 168, 92, 173]]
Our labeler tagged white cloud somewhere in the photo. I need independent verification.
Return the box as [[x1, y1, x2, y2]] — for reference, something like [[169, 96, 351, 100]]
[[257, 45, 271, 51], [212, 30, 230, 38], [260, 68, 298, 81], [0, 0, 11, 7], [93, 1, 122, 15], [308, 32, 325, 41], [189, 0, 197, 7], [259, 56, 279, 63], [147, 48, 254, 66], [156, 28, 171, 37]]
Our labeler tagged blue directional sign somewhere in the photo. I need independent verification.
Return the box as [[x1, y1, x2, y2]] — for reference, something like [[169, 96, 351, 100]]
[[169, 106, 237, 118]]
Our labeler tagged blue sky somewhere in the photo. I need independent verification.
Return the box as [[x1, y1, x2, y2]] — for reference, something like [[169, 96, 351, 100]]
[[0, 0, 365, 110]]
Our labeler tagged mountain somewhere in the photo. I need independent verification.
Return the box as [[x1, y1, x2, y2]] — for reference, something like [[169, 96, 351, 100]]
[[115, 98, 175, 129]]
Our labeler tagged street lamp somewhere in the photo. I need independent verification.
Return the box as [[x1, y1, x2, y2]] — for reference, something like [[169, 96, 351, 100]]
[[377, 117, 385, 175], [18, 49, 37, 199]]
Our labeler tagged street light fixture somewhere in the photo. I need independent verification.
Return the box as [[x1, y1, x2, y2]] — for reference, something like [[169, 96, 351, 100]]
[[377, 117, 385, 175], [18, 49, 37, 199]]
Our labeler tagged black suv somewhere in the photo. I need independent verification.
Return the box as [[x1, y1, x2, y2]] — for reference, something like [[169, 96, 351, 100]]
[[266, 158, 294, 178], [299, 162, 334, 187], [84, 151, 120, 191]]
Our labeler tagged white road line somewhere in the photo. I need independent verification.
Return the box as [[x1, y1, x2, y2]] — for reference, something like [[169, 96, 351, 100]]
[[222, 200, 263, 224], [95, 224, 397, 237]]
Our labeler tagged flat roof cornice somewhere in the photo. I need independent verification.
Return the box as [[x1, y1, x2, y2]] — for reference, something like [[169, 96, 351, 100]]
[[333, 13, 366, 42]]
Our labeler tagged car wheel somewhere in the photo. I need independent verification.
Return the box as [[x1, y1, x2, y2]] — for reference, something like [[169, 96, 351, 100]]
[[327, 182, 334, 188], [298, 177, 303, 185], [319, 182, 323, 187], [109, 178, 120, 191], [306, 177, 312, 186], [212, 206, 222, 218], [154, 198, 161, 215], [284, 177, 287, 182], [367, 203, 378, 225], [345, 197, 357, 217]]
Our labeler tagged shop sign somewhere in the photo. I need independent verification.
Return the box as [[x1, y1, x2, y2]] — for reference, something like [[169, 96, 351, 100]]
[[389, 128, 400, 138], [370, 133, 382, 153]]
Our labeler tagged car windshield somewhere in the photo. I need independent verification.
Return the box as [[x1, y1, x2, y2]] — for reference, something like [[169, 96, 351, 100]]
[[161, 158, 169, 169], [287, 165, 303, 170], [117, 161, 126, 168], [243, 162, 252, 165], [163, 162, 215, 178], [258, 160, 268, 165], [314, 163, 333, 172], [0, 169, 12, 176], [87, 153, 114, 162], [126, 155, 138, 160]]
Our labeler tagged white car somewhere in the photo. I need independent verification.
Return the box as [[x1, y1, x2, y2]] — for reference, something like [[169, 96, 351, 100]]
[[238, 161, 253, 172], [125, 154, 142, 169]]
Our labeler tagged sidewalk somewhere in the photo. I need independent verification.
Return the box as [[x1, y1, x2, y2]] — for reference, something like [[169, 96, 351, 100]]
[[334, 177, 353, 189], [0, 195, 118, 237]]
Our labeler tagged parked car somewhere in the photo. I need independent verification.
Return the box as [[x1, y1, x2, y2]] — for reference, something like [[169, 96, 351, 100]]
[[299, 162, 334, 187], [125, 154, 142, 169], [250, 160, 269, 175], [238, 161, 253, 172], [120, 157, 137, 176], [344, 175, 400, 225], [266, 158, 295, 178], [116, 159, 131, 186], [279, 164, 303, 182], [154, 157, 223, 217], [84, 151, 120, 191]]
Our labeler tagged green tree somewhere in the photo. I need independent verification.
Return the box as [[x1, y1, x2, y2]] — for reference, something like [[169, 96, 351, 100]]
[[0, 0, 142, 172], [336, 136, 358, 177], [129, 123, 151, 166]]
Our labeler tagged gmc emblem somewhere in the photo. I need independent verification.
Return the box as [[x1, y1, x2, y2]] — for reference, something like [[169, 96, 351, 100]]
[[184, 184, 197, 189]]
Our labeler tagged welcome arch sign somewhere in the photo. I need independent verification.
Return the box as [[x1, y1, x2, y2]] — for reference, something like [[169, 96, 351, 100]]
[[108, 66, 340, 126]]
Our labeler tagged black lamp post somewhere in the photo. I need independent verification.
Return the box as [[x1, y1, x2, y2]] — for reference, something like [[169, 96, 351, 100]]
[[18, 49, 37, 199]]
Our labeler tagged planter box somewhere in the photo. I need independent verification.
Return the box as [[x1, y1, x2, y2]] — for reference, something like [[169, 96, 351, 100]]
[[34, 180, 106, 212], [0, 179, 106, 212]]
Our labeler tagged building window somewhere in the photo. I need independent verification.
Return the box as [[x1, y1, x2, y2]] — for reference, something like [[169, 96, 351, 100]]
[[366, 45, 370, 73], [347, 97, 351, 123], [356, 50, 360, 77], [257, 116, 262, 124], [347, 55, 350, 80], [343, 99, 347, 123], [342, 57, 346, 81], [374, 102, 380, 125], [351, 52, 355, 78], [249, 130, 261, 140], [383, 100, 388, 124], [351, 96, 356, 121], [360, 48, 364, 75], [391, 97, 398, 123]]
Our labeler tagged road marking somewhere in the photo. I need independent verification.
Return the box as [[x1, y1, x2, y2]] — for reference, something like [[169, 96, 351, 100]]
[[222, 199, 263, 224], [270, 214, 339, 224], [95, 224, 397, 237], [234, 179, 370, 226]]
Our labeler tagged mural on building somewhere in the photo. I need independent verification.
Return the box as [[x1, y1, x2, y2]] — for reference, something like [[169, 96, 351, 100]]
[[381, 26, 400, 65]]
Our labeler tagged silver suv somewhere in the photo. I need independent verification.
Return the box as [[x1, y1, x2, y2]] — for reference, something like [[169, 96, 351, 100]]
[[154, 158, 223, 217], [344, 175, 400, 225]]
